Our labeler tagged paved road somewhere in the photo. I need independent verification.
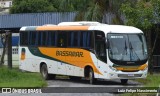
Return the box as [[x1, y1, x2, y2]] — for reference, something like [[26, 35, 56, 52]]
[[47, 77, 140, 87], [0, 77, 141, 96]]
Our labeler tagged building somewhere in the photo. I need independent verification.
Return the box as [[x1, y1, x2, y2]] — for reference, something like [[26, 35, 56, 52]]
[[0, 0, 12, 14], [0, 12, 76, 66]]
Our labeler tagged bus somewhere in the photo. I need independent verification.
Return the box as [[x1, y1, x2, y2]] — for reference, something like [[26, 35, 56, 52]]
[[19, 21, 148, 84]]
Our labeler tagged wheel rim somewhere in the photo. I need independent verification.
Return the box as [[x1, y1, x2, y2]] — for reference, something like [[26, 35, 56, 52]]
[[89, 71, 93, 84], [42, 66, 47, 78]]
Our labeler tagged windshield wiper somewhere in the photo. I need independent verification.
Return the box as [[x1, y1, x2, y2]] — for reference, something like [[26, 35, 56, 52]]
[[121, 40, 128, 61], [124, 40, 128, 55], [129, 42, 140, 61]]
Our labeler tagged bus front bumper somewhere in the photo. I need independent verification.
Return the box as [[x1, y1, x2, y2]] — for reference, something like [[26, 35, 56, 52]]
[[108, 70, 148, 79]]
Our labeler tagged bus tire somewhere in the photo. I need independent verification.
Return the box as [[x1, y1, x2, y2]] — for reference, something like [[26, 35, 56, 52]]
[[121, 79, 128, 85], [48, 74, 56, 79], [89, 68, 96, 84], [40, 64, 50, 80]]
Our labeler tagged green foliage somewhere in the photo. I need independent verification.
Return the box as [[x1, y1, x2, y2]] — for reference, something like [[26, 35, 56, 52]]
[[120, 0, 154, 30], [10, 0, 57, 13], [58, 0, 90, 12], [120, 0, 160, 73], [142, 73, 160, 87], [58, 0, 108, 22], [121, 73, 160, 96], [0, 67, 47, 87], [151, 0, 160, 23], [10, 0, 125, 23], [120, 0, 160, 30], [83, 1, 103, 22]]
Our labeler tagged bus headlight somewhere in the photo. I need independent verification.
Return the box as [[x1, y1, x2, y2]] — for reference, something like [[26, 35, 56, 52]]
[[142, 66, 148, 71], [139, 64, 148, 71]]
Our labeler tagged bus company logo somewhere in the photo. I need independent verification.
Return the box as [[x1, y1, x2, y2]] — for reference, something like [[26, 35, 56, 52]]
[[2, 88, 12, 93], [56, 51, 84, 57]]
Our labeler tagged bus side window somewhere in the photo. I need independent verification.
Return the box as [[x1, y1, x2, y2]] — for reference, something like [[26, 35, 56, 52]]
[[38, 32, 41, 46], [31, 32, 36, 46], [57, 32, 67, 47], [45, 32, 49, 46], [37, 31, 47, 46], [20, 32, 28, 46], [28, 31, 31, 45], [48, 31, 56, 46], [28, 31, 36, 46], [41, 32, 47, 46], [68, 32, 79, 47], [80, 31, 92, 49]]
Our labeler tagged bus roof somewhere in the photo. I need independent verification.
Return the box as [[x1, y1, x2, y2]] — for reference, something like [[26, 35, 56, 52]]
[[20, 22, 143, 34], [58, 21, 101, 26], [95, 25, 143, 34], [20, 26, 90, 31]]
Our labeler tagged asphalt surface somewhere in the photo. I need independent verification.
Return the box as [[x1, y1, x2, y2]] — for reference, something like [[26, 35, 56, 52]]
[[0, 77, 141, 96]]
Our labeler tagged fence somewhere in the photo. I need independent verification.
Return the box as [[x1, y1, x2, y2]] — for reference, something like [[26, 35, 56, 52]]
[[0, 47, 19, 66], [153, 55, 160, 69]]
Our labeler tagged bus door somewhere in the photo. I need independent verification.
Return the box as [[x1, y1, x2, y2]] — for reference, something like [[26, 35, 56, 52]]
[[95, 31, 107, 77], [57, 31, 67, 75]]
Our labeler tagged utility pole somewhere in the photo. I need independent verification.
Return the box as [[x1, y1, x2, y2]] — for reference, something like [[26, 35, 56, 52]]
[[7, 31, 12, 69]]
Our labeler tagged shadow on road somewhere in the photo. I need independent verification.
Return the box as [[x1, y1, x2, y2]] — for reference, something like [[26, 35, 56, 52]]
[[48, 77, 140, 86], [45, 76, 142, 93]]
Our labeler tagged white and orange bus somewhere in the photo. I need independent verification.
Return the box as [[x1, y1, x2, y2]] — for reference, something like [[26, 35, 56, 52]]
[[19, 21, 148, 84]]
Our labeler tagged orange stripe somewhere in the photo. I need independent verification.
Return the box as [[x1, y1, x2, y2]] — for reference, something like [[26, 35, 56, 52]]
[[21, 55, 25, 60], [138, 64, 148, 70], [115, 64, 148, 71], [36, 26, 89, 31], [38, 47, 102, 75]]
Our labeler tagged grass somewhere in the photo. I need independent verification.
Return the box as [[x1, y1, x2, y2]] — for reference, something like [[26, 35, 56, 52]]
[[136, 73, 160, 87], [0, 67, 47, 87], [121, 73, 160, 96]]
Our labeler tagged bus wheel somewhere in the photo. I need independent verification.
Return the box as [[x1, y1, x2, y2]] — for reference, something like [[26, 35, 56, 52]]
[[48, 74, 56, 79], [40, 64, 49, 80], [89, 68, 96, 84], [121, 79, 128, 85]]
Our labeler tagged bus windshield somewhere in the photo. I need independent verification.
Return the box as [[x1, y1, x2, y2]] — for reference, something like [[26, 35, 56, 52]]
[[108, 33, 148, 62]]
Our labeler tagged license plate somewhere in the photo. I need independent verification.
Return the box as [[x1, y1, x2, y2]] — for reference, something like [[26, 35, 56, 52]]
[[128, 74, 134, 76]]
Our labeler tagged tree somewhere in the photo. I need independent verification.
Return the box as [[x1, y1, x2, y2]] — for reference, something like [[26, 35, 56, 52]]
[[57, 0, 137, 24], [10, 0, 57, 13], [57, 0, 106, 22], [57, 0, 125, 23], [10, 0, 126, 24], [120, 0, 160, 73], [0, 33, 8, 67], [47, 0, 61, 11]]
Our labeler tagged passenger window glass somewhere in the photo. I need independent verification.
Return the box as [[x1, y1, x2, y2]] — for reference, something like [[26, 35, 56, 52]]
[[80, 31, 92, 49], [68, 32, 79, 47], [20, 32, 28, 45], [57, 32, 67, 47]]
